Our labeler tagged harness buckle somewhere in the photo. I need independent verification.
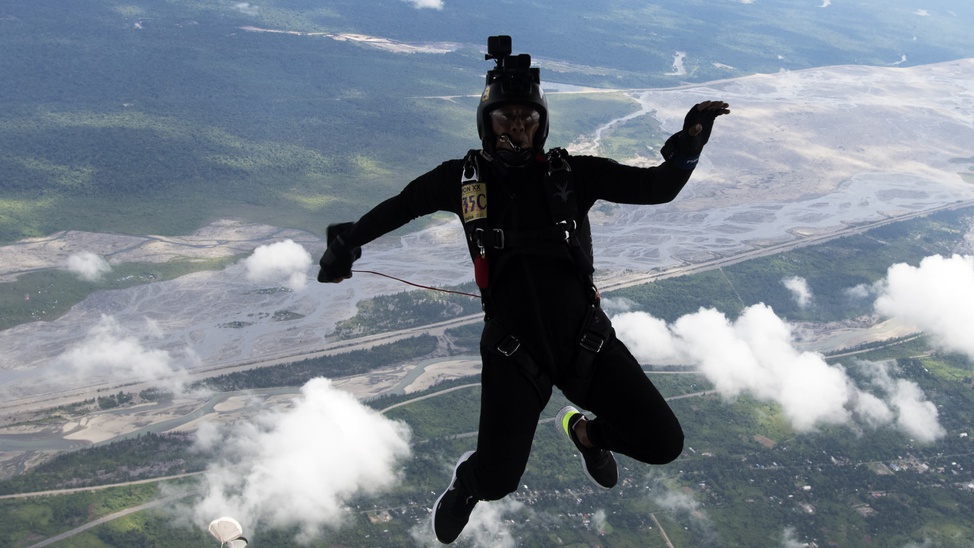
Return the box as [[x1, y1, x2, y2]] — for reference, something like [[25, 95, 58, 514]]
[[579, 331, 605, 353], [496, 334, 521, 357], [556, 220, 575, 242], [492, 228, 505, 249], [462, 154, 479, 183]]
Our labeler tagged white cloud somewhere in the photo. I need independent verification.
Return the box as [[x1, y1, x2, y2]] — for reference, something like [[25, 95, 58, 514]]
[[844, 283, 873, 299], [600, 296, 636, 315], [459, 498, 524, 548], [191, 378, 412, 543], [873, 254, 974, 360], [890, 379, 945, 443], [856, 360, 944, 442], [781, 526, 805, 548], [242, 239, 312, 291], [646, 470, 716, 544], [402, 0, 444, 9], [782, 276, 813, 308], [591, 509, 608, 535], [409, 476, 526, 547], [613, 303, 945, 441], [66, 251, 112, 281], [53, 314, 191, 394], [233, 2, 259, 16]]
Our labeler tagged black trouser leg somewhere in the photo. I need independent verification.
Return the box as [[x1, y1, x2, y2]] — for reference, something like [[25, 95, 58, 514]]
[[458, 349, 552, 500], [563, 335, 684, 464]]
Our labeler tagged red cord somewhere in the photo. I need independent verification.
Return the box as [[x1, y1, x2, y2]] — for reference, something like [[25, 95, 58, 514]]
[[351, 269, 480, 299]]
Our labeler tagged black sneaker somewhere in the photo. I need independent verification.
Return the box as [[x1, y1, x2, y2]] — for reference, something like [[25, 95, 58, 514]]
[[556, 406, 618, 489], [432, 451, 477, 544]]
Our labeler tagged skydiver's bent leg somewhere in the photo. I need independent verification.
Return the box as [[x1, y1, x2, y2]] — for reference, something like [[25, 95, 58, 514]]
[[565, 335, 684, 464], [456, 349, 553, 501]]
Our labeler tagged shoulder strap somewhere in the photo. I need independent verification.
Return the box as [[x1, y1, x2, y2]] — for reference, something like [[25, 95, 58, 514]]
[[460, 148, 599, 307], [459, 150, 491, 291], [544, 148, 599, 303], [544, 147, 577, 225]]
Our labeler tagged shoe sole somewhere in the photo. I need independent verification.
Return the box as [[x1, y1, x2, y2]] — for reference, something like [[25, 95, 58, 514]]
[[431, 450, 475, 541]]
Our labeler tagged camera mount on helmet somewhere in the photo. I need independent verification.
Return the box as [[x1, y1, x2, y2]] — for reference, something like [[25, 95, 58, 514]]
[[477, 35, 549, 164], [484, 35, 540, 89]]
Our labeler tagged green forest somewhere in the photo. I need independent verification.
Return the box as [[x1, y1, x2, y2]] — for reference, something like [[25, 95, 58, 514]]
[[4, 0, 973, 245]]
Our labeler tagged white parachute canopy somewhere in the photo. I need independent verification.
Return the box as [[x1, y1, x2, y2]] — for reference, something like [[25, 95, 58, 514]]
[[208, 516, 248, 546]]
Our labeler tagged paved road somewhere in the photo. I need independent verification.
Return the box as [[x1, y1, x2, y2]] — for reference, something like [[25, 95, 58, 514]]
[[25, 491, 194, 548]]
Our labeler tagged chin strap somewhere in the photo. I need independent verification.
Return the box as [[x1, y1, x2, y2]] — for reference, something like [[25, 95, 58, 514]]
[[499, 134, 523, 153], [495, 134, 536, 166]]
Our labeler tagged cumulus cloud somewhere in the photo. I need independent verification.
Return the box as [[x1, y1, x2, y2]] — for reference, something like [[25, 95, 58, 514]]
[[613, 303, 945, 441], [782, 276, 813, 308], [646, 470, 716, 544], [242, 239, 312, 291], [459, 498, 523, 547], [191, 378, 412, 543], [402, 0, 445, 9], [591, 509, 608, 535], [600, 296, 636, 316], [53, 314, 191, 394], [844, 283, 873, 299], [873, 254, 974, 360], [782, 526, 805, 548], [857, 360, 944, 442], [66, 251, 112, 281], [409, 478, 526, 547], [233, 2, 259, 15]]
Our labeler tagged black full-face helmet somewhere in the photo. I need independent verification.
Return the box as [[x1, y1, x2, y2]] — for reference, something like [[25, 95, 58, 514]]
[[477, 36, 549, 163]]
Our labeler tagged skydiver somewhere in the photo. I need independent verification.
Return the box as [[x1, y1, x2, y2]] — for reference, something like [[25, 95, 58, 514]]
[[317, 35, 730, 544]]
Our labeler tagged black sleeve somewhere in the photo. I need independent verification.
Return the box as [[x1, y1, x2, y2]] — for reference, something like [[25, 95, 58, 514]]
[[571, 154, 694, 210], [341, 159, 464, 248]]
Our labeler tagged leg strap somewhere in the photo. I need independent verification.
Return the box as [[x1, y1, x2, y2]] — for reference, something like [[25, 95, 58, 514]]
[[482, 319, 541, 379], [573, 305, 612, 381]]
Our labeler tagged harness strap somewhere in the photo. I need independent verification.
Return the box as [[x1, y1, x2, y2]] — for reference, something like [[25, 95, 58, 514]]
[[460, 150, 490, 293], [482, 304, 612, 390], [482, 319, 546, 398], [460, 148, 601, 314], [474, 224, 572, 250], [573, 304, 612, 381]]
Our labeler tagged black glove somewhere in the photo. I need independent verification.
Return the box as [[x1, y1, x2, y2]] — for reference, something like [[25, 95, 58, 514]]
[[317, 222, 362, 283], [677, 100, 730, 155]]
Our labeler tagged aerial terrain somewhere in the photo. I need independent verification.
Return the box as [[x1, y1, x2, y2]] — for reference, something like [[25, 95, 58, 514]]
[[1, 0, 973, 546]]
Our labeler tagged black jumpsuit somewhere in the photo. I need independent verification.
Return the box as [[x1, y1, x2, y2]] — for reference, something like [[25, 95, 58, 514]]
[[342, 151, 689, 500]]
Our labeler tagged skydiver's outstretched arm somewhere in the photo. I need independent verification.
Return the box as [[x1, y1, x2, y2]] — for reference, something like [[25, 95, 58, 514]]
[[660, 100, 731, 168], [580, 100, 730, 206], [316, 159, 463, 283]]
